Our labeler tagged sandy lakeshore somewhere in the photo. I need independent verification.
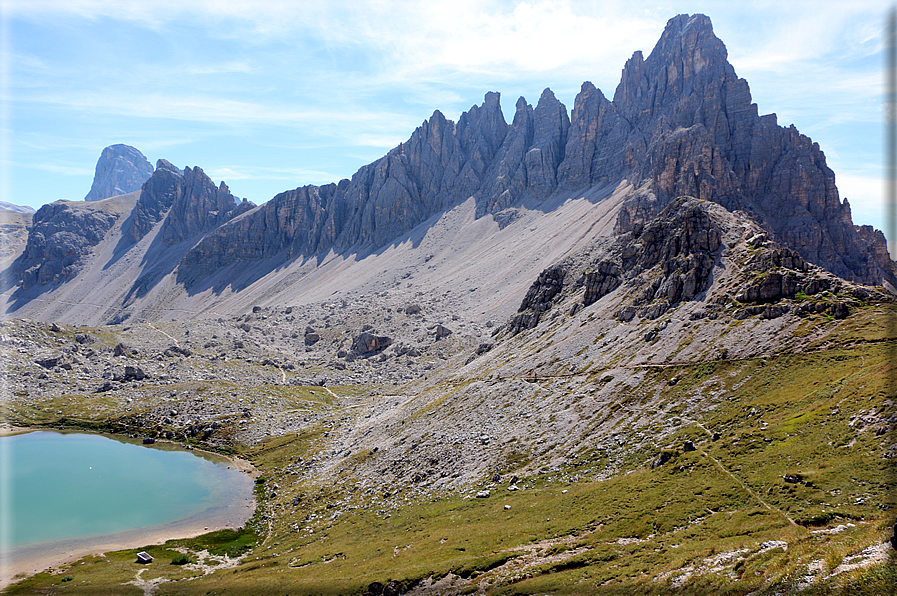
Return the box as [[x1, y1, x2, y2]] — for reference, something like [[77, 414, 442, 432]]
[[0, 431, 257, 589]]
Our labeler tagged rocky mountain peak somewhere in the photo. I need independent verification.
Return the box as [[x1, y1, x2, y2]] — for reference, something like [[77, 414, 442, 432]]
[[84, 144, 154, 202], [125, 160, 253, 246], [155, 159, 181, 175], [614, 13, 735, 127], [527, 88, 570, 199]]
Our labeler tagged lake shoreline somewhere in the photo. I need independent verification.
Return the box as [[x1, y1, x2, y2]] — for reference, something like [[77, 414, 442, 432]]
[[0, 428, 258, 589]]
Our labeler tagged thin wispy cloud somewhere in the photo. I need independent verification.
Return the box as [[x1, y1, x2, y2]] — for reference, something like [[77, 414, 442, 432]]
[[206, 165, 342, 183], [18, 162, 94, 176], [19, 91, 419, 140]]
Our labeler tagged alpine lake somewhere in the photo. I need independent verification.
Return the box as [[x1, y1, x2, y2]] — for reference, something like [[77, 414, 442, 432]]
[[0, 430, 254, 583]]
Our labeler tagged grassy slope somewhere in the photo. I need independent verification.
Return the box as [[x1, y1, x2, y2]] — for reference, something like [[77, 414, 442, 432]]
[[4, 306, 895, 595]]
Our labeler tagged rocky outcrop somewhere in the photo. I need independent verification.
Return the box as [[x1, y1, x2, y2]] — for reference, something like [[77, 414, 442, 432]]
[[84, 144, 154, 202], [508, 197, 726, 334], [158, 166, 252, 246], [15, 201, 118, 289], [626, 197, 721, 308], [582, 261, 622, 307], [505, 196, 893, 336], [507, 267, 566, 334], [125, 160, 253, 246]]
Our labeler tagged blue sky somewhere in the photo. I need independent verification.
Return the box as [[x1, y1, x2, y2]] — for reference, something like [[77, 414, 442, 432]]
[[1, 0, 891, 245]]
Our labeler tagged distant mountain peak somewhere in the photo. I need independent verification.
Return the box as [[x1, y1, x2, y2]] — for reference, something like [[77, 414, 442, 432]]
[[0, 201, 35, 214], [84, 144, 154, 202]]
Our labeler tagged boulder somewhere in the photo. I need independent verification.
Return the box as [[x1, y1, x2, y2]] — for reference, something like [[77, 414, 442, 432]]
[[433, 325, 453, 340], [351, 332, 393, 356], [650, 451, 671, 469], [114, 343, 136, 357], [34, 352, 67, 369], [123, 366, 147, 381]]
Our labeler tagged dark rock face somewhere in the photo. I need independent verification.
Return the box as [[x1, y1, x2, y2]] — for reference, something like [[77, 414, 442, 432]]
[[84, 144, 154, 202], [582, 262, 622, 307], [627, 197, 721, 307], [507, 267, 566, 334], [15, 201, 118, 289], [126, 160, 253, 246], [506, 195, 893, 336], [126, 159, 181, 243], [604, 14, 890, 285], [509, 197, 724, 334]]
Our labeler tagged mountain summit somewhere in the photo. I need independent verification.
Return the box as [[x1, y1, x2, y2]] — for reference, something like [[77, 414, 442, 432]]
[[83, 144, 154, 202]]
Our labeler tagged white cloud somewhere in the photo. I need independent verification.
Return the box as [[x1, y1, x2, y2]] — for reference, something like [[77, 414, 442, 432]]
[[205, 165, 341, 182], [20, 91, 418, 139], [5, 1, 664, 86], [836, 172, 886, 229], [22, 162, 94, 176]]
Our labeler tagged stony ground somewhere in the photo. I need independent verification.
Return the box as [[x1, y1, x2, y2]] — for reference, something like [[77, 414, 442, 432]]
[[2, 201, 896, 594]]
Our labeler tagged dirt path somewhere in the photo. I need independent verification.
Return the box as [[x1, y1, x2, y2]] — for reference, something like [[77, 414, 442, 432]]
[[691, 422, 797, 527], [126, 568, 170, 596], [148, 323, 179, 346]]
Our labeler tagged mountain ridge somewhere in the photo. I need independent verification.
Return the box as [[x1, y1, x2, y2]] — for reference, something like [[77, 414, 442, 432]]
[[2, 13, 893, 325], [158, 13, 897, 287]]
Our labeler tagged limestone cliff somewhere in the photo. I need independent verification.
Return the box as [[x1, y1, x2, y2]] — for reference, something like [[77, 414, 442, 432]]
[[15, 201, 119, 289], [181, 14, 892, 287], [125, 160, 253, 246]]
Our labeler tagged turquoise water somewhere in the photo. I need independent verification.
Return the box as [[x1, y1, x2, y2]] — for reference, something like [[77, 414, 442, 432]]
[[0, 431, 252, 550]]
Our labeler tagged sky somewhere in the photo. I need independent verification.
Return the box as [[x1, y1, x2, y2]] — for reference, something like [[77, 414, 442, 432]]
[[0, 0, 892, 248]]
